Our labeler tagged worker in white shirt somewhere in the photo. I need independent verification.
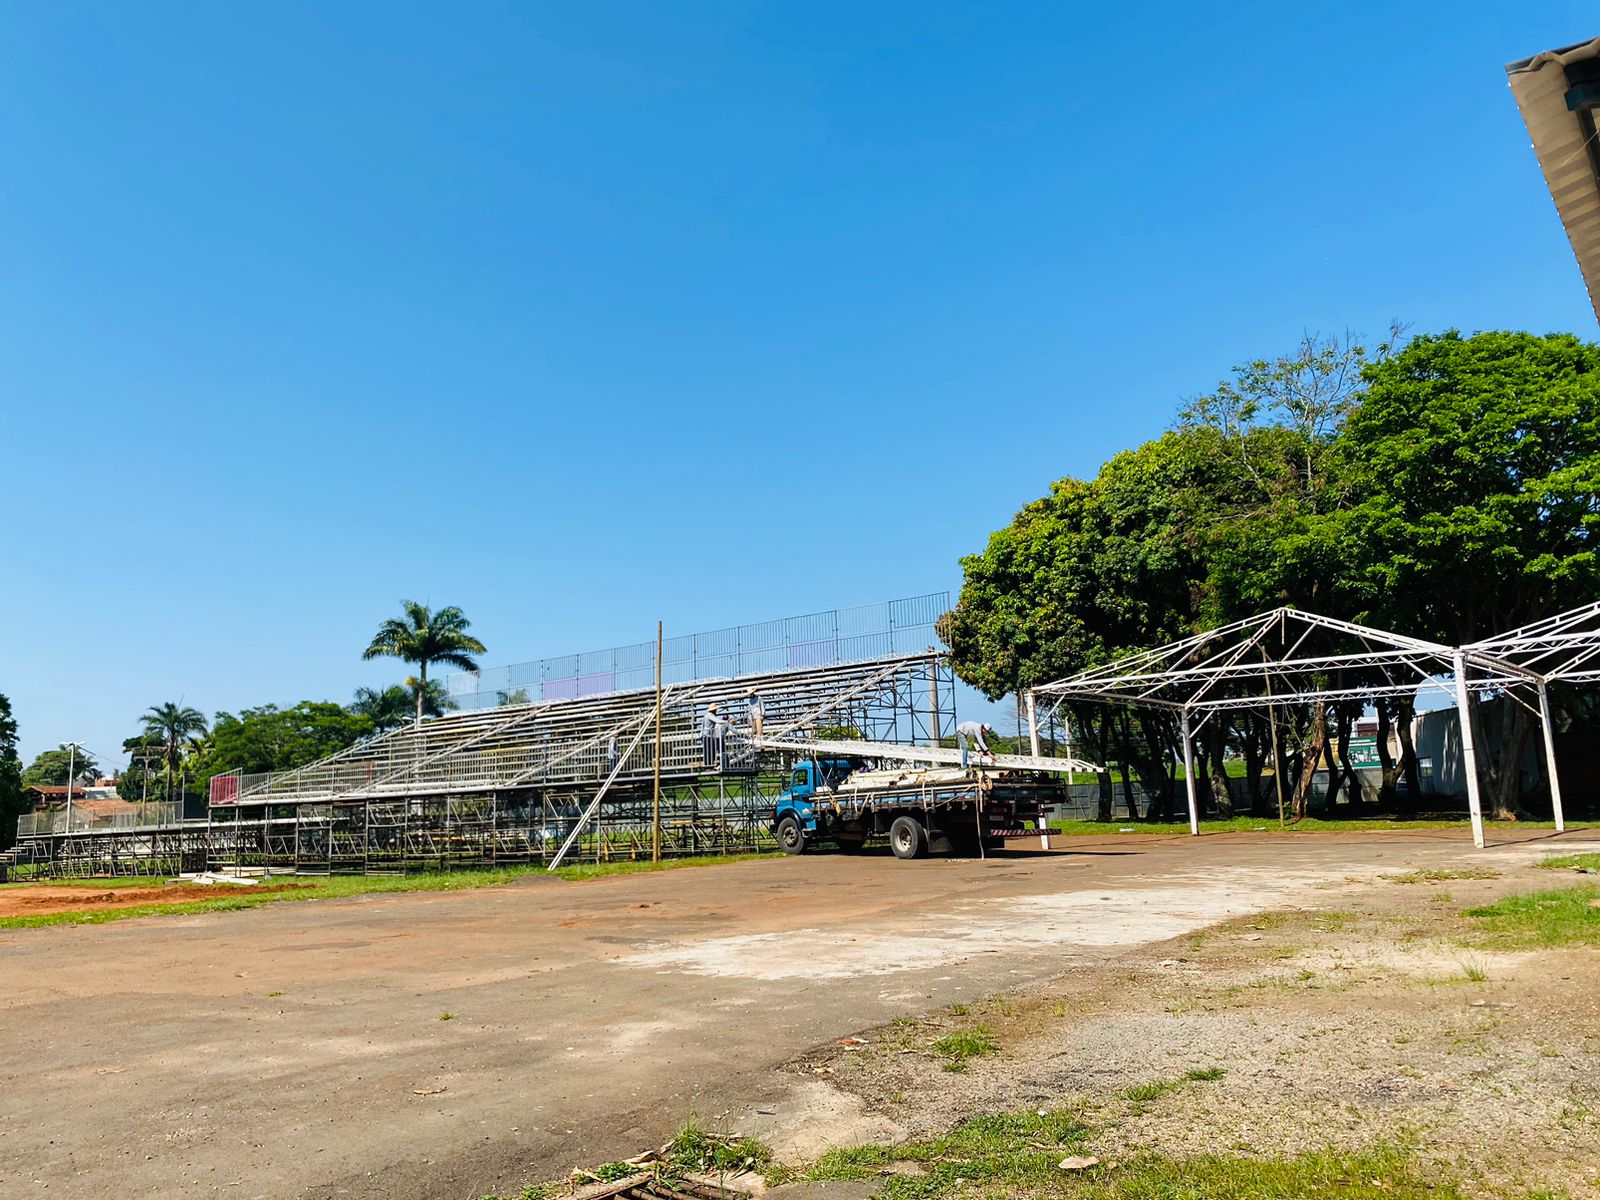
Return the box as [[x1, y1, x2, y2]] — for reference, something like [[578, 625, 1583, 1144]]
[[745, 691, 765, 739], [957, 720, 995, 768]]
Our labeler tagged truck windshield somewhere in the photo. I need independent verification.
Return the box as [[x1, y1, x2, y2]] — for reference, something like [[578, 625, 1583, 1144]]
[[791, 768, 808, 790]]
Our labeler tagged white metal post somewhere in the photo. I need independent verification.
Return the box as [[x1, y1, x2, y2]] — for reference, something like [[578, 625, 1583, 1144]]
[[1180, 709, 1199, 836], [1451, 650, 1486, 849], [1537, 682, 1566, 834], [61, 741, 80, 835], [1025, 690, 1042, 758]]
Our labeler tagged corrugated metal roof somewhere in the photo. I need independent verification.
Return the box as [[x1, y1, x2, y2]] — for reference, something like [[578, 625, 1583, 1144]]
[[1508, 37, 1600, 322]]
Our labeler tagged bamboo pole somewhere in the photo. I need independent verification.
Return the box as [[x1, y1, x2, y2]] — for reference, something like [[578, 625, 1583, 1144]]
[[652, 621, 663, 863]]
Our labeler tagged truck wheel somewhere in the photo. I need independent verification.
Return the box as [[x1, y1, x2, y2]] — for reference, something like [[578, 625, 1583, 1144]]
[[776, 816, 807, 856], [889, 816, 927, 860]]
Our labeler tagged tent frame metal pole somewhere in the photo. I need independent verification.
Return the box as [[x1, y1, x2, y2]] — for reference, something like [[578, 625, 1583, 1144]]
[[1537, 681, 1566, 834], [1451, 650, 1487, 850], [1180, 708, 1200, 836]]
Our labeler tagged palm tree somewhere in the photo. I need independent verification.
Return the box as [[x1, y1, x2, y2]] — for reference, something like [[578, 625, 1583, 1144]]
[[140, 702, 209, 803], [350, 686, 413, 735], [405, 676, 458, 719], [362, 601, 486, 726], [351, 681, 457, 734]]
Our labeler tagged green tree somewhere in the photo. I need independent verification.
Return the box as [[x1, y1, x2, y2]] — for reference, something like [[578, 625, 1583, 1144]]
[[1337, 330, 1600, 817], [140, 702, 209, 802], [362, 601, 486, 726], [117, 734, 167, 809], [351, 685, 414, 734], [939, 430, 1236, 815], [195, 702, 375, 780], [20, 746, 99, 789], [0, 694, 23, 850], [406, 676, 458, 718]]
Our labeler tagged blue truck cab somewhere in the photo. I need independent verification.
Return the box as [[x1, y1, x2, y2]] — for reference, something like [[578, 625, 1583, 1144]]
[[772, 758, 855, 852]]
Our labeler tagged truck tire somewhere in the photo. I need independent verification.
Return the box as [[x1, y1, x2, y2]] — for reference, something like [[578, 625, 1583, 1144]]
[[776, 816, 807, 856], [889, 815, 927, 860]]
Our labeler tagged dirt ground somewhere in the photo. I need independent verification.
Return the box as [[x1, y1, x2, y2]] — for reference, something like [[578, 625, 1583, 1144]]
[[780, 858, 1600, 1198], [0, 829, 1595, 1200], [0, 882, 303, 918]]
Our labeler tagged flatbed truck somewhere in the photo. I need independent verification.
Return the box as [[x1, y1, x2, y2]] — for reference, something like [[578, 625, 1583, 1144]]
[[770, 756, 1066, 859]]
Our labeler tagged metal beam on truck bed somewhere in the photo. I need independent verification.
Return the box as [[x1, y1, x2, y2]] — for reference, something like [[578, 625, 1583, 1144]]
[[746, 736, 1099, 774]]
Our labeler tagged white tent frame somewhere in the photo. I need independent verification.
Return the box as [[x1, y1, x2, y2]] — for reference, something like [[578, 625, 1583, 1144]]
[[1025, 606, 1580, 849]]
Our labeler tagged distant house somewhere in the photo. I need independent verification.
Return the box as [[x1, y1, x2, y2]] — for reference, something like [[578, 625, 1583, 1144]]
[[22, 778, 128, 809]]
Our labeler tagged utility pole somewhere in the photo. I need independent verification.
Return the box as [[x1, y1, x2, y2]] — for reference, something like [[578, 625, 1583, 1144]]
[[652, 621, 663, 863], [60, 741, 84, 834]]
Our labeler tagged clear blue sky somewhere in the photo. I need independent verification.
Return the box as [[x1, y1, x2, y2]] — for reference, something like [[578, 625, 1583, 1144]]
[[3, 2, 1596, 767]]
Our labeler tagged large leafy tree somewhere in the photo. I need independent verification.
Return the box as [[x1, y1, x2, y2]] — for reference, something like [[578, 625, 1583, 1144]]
[[194, 702, 374, 779], [1336, 330, 1600, 817], [141, 702, 209, 802], [943, 330, 1395, 820], [1340, 330, 1600, 641], [20, 746, 99, 788], [362, 601, 486, 726], [0, 694, 22, 850]]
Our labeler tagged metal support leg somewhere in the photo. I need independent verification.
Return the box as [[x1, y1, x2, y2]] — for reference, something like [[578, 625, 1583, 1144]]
[[1180, 708, 1200, 836], [1538, 682, 1566, 834], [1026, 690, 1042, 758], [1452, 650, 1486, 850]]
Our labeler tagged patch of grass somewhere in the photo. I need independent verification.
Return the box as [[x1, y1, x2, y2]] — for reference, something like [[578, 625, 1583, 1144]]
[[801, 1107, 1093, 1196], [1120, 1078, 1182, 1103], [1381, 867, 1500, 884], [948, 1002, 969, 1016], [551, 853, 775, 881], [436, 1011, 456, 1021], [791, 1108, 1456, 1199], [932, 1024, 998, 1069], [0, 854, 778, 930], [1538, 853, 1600, 872], [1457, 957, 1488, 983], [665, 1117, 772, 1174], [1185, 1065, 1227, 1082], [1049, 816, 1584, 837], [1465, 884, 1600, 949]]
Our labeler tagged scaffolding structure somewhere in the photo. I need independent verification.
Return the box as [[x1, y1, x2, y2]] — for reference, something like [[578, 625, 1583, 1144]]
[[19, 651, 960, 877], [1030, 604, 1600, 848], [448, 593, 948, 710]]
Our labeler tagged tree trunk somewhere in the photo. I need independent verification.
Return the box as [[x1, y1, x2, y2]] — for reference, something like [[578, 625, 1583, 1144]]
[[1334, 706, 1364, 812], [1206, 718, 1233, 818], [1320, 712, 1341, 811], [1375, 701, 1398, 807], [1484, 701, 1534, 821], [416, 662, 427, 727], [1084, 708, 1115, 822], [1396, 699, 1422, 812], [1242, 714, 1265, 816], [1290, 701, 1327, 820]]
